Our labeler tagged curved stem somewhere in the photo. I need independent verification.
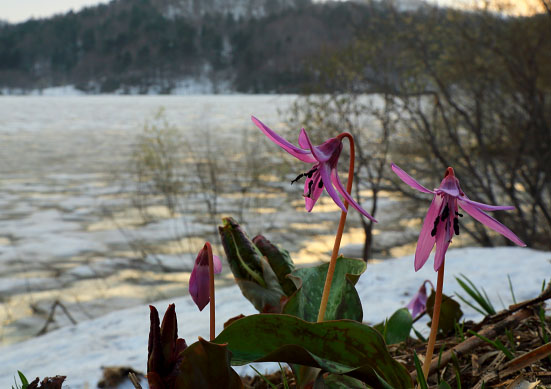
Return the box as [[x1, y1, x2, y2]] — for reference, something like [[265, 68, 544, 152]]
[[422, 260, 445, 381], [317, 133, 355, 322], [206, 242, 216, 341]]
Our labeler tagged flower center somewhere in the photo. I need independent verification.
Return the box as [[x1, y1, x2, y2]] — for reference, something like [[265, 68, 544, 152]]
[[304, 178, 323, 198], [431, 204, 463, 238]]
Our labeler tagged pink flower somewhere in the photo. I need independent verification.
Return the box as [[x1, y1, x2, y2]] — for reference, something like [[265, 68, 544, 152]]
[[252, 116, 376, 222], [189, 243, 222, 311], [391, 163, 526, 271], [406, 280, 434, 318]]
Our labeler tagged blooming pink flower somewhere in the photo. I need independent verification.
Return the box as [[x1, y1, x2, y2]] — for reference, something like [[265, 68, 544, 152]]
[[189, 243, 222, 311], [391, 163, 526, 271], [252, 116, 376, 222], [406, 280, 434, 319]]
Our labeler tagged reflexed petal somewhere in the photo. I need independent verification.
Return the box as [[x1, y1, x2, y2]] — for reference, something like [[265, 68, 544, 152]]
[[301, 128, 340, 163], [189, 263, 210, 311], [213, 254, 222, 274], [458, 200, 526, 246], [458, 196, 515, 211], [320, 163, 347, 212], [391, 163, 434, 194], [252, 116, 316, 163], [331, 168, 377, 222], [298, 129, 309, 149], [304, 171, 323, 212], [433, 223, 451, 271], [414, 195, 443, 271]]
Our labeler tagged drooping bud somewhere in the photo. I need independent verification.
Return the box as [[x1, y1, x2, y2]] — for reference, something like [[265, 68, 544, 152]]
[[189, 243, 222, 311], [406, 280, 434, 319]]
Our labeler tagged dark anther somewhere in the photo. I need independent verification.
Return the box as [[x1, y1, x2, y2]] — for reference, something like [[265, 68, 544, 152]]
[[441, 204, 449, 221], [431, 217, 439, 237], [305, 180, 314, 198], [291, 173, 304, 185], [318, 180, 323, 189], [453, 217, 460, 235], [306, 167, 317, 178], [455, 211, 463, 217], [291, 167, 317, 185]]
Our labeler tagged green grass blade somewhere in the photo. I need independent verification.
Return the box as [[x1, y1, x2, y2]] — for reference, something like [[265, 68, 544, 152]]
[[455, 293, 488, 316], [467, 330, 514, 360], [278, 363, 289, 389], [250, 365, 278, 389], [450, 352, 462, 389], [456, 274, 495, 315], [413, 327, 427, 342], [17, 371, 28, 388], [413, 352, 428, 389], [375, 371, 397, 389], [507, 275, 517, 304]]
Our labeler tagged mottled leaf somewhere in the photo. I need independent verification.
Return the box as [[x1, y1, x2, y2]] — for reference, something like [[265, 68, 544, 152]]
[[283, 257, 365, 322], [214, 314, 412, 388], [253, 234, 297, 296], [219, 217, 285, 311], [176, 337, 243, 389]]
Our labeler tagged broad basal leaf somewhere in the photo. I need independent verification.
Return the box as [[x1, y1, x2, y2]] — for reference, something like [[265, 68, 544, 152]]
[[214, 314, 412, 388], [283, 256, 366, 322]]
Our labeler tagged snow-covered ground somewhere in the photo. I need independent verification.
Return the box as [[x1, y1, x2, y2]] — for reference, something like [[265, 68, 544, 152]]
[[1, 95, 419, 351], [0, 246, 548, 388]]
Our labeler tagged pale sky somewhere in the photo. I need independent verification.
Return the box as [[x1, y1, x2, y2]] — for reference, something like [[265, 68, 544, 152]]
[[0, 0, 545, 23], [0, 0, 111, 23]]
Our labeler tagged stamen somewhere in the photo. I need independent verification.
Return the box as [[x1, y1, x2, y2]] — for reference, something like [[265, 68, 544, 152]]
[[455, 211, 463, 217], [441, 204, 449, 221], [453, 218, 460, 235], [306, 167, 317, 178], [291, 173, 304, 185], [431, 217, 439, 237], [305, 180, 314, 198], [291, 167, 317, 185]]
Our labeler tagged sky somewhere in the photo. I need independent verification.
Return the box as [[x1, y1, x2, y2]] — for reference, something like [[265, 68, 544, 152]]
[[0, 0, 111, 23], [0, 0, 545, 23]]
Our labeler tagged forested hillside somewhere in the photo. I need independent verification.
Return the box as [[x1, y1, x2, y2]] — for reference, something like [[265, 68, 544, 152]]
[[0, 0, 374, 93]]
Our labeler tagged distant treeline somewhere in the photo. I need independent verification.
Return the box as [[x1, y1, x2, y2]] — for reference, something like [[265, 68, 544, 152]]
[[0, 0, 548, 94], [0, 0, 370, 93]]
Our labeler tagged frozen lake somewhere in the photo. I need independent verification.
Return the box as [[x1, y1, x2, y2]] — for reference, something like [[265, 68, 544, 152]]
[[0, 95, 416, 347]]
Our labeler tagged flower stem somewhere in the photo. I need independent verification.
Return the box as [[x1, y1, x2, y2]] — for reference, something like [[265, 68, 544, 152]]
[[422, 259, 445, 381], [206, 242, 216, 341], [317, 133, 354, 322]]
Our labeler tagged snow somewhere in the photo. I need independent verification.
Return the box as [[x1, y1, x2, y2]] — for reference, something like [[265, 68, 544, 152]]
[[0, 246, 548, 388]]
